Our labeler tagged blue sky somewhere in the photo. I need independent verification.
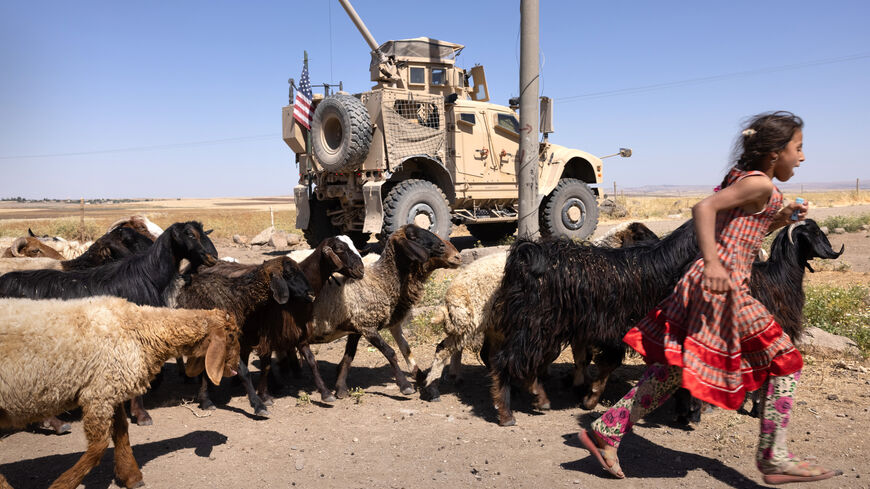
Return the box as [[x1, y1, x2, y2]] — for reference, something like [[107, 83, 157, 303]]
[[1, 0, 868, 199]]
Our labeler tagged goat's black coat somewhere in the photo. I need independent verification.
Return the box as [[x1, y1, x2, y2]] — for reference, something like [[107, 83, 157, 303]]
[[748, 219, 843, 341], [0, 221, 217, 307], [61, 227, 155, 271], [490, 219, 699, 385]]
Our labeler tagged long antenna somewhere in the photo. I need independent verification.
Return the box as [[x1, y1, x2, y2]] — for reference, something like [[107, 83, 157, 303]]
[[329, 0, 334, 82]]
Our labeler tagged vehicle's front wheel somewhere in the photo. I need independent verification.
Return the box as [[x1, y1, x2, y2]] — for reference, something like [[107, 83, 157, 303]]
[[539, 178, 599, 240], [382, 179, 452, 239]]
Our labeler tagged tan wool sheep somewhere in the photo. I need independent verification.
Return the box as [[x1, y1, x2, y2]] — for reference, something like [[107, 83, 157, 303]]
[[0, 296, 240, 489]]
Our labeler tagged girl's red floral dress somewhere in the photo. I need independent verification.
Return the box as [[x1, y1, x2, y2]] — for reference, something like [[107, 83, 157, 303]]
[[622, 168, 803, 410]]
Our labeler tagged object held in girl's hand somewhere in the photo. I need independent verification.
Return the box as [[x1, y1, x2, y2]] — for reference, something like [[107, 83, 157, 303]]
[[791, 197, 805, 221]]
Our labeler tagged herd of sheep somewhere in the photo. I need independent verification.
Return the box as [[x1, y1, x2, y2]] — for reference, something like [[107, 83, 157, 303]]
[[0, 215, 843, 488]]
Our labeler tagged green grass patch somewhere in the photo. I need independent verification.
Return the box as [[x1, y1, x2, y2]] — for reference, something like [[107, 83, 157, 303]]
[[816, 213, 870, 233], [804, 284, 870, 356]]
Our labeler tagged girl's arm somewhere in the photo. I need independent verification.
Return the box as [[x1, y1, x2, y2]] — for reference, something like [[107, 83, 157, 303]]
[[692, 176, 773, 293]]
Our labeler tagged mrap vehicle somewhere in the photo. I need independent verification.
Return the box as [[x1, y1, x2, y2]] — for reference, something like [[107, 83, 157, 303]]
[[283, 0, 628, 247]]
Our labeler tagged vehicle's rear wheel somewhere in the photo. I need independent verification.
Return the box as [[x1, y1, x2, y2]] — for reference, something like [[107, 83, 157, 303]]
[[466, 222, 517, 243], [539, 178, 599, 240], [302, 199, 339, 248], [382, 179, 452, 239], [310, 94, 372, 172]]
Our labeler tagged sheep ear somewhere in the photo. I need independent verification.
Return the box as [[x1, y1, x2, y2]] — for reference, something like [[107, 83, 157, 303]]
[[323, 246, 344, 269], [184, 355, 205, 378], [27, 228, 37, 237], [204, 332, 228, 385], [270, 275, 290, 304], [397, 238, 430, 263]]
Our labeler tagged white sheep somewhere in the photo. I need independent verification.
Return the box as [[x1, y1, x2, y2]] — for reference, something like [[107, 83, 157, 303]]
[[419, 252, 506, 400], [0, 296, 240, 489]]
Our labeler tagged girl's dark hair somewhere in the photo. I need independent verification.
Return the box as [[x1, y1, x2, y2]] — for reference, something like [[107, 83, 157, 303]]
[[720, 111, 803, 189]]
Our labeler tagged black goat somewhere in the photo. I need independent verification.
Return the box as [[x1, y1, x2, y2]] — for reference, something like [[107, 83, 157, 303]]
[[170, 256, 314, 417], [0, 221, 218, 425], [674, 219, 844, 423], [0, 221, 216, 305], [486, 219, 698, 426], [61, 226, 155, 271]]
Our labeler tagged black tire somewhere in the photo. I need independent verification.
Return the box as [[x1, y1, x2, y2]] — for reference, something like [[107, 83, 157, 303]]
[[466, 222, 517, 243], [539, 178, 599, 240], [302, 199, 339, 248], [382, 179, 452, 239], [311, 94, 372, 172]]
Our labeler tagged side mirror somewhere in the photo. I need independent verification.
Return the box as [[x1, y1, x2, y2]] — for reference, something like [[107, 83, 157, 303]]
[[600, 148, 633, 159]]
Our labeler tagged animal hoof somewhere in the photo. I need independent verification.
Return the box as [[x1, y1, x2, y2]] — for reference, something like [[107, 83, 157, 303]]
[[254, 408, 271, 418], [55, 423, 72, 435], [322, 394, 337, 403], [135, 416, 153, 426], [401, 386, 415, 396], [421, 386, 441, 402], [335, 389, 348, 400], [261, 397, 274, 407], [199, 401, 216, 411], [499, 418, 516, 427], [128, 480, 145, 488], [535, 402, 551, 411]]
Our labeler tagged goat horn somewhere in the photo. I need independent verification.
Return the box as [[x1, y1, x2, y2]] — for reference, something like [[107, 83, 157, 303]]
[[10, 237, 29, 256], [787, 221, 808, 245], [106, 217, 130, 233]]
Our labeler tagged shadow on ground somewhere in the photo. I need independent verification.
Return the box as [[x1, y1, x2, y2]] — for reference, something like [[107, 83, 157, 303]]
[[0, 430, 227, 489]]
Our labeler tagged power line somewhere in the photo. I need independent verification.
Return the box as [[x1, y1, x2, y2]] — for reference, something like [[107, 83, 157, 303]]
[[555, 52, 870, 102], [0, 134, 280, 160]]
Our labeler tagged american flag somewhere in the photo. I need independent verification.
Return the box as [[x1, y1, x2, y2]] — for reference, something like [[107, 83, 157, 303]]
[[293, 64, 313, 130]]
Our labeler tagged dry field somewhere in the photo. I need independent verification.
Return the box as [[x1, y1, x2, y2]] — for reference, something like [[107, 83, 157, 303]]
[[1, 196, 869, 489]]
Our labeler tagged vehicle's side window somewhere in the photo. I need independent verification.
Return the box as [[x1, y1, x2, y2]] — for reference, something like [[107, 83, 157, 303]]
[[431, 68, 446, 86], [496, 113, 519, 134], [459, 113, 475, 125], [410, 67, 425, 85]]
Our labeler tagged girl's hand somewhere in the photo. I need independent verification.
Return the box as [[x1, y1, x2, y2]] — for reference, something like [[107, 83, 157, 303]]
[[788, 199, 809, 221], [773, 199, 809, 228], [702, 260, 731, 294]]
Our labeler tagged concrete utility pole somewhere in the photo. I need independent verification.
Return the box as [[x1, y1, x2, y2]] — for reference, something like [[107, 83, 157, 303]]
[[517, 0, 540, 238]]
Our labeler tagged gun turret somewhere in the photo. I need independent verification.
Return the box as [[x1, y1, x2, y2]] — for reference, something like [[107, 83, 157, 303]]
[[338, 0, 399, 83]]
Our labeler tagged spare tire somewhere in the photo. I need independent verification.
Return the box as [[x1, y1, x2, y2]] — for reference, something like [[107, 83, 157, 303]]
[[311, 94, 372, 171]]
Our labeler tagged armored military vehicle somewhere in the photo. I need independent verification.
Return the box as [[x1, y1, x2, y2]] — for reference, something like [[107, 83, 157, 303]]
[[283, 0, 627, 247]]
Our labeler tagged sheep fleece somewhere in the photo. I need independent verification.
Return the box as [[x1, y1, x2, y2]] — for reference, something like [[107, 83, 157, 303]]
[[0, 296, 225, 428]]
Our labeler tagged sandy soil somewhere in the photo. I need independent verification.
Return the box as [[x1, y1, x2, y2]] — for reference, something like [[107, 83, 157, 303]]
[[1, 207, 869, 489]]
